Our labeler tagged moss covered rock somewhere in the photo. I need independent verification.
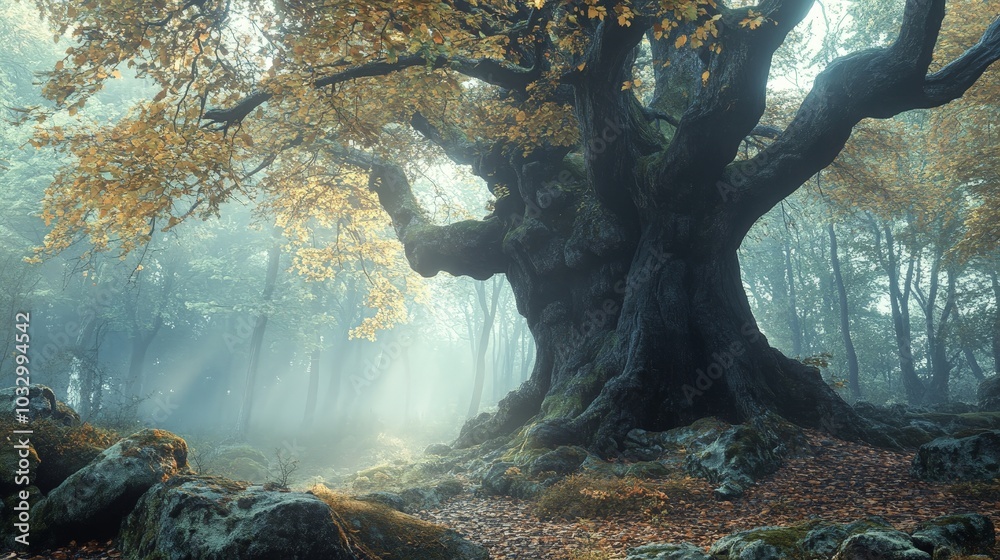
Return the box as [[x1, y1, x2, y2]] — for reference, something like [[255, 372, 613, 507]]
[[31, 428, 188, 549], [625, 542, 712, 559], [120, 476, 357, 560], [911, 431, 1000, 482], [832, 529, 930, 560], [1, 386, 116, 492], [910, 514, 995, 558], [207, 444, 270, 482]]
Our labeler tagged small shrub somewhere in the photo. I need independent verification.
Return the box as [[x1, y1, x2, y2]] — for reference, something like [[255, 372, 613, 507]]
[[534, 473, 698, 520], [267, 447, 300, 489]]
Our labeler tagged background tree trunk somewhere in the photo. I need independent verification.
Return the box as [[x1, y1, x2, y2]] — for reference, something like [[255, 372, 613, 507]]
[[235, 241, 281, 439], [829, 223, 861, 401], [467, 280, 500, 418]]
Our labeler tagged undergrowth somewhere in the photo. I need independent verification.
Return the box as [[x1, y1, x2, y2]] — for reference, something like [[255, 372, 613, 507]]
[[947, 478, 1000, 501], [534, 473, 700, 520]]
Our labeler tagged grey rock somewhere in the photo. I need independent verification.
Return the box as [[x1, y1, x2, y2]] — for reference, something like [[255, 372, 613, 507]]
[[626, 542, 713, 559], [911, 431, 1000, 481], [833, 529, 931, 559], [528, 445, 588, 476], [120, 476, 356, 560], [910, 514, 995, 558], [357, 491, 407, 511], [32, 429, 188, 548], [710, 526, 798, 559], [424, 443, 453, 456]]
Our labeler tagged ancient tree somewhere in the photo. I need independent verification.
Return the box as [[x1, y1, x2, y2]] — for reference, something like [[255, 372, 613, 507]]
[[29, 0, 1000, 451]]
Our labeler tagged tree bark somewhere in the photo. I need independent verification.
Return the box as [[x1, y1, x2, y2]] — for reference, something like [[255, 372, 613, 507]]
[[829, 223, 861, 401]]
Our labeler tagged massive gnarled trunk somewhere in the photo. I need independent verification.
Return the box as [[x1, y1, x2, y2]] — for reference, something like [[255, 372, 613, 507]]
[[336, 0, 1000, 451], [203, 0, 1000, 451]]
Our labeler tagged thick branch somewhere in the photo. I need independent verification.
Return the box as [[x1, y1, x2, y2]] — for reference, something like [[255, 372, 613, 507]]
[[725, 1, 1000, 236], [654, 0, 814, 189], [573, 17, 662, 217], [331, 145, 509, 280], [203, 54, 543, 127]]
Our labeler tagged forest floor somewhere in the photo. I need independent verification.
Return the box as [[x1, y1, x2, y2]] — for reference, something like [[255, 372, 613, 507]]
[[7, 429, 1000, 560], [412, 429, 1000, 559]]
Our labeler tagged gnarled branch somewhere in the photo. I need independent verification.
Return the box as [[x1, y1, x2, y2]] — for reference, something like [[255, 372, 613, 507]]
[[653, 0, 814, 190], [330, 144, 509, 280], [724, 1, 1000, 236]]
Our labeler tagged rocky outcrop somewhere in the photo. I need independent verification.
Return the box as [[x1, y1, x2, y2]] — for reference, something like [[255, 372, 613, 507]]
[[120, 476, 359, 560], [853, 401, 1000, 447], [31, 429, 188, 548], [910, 431, 1000, 482], [624, 415, 809, 500], [630, 514, 994, 560], [911, 514, 996, 559]]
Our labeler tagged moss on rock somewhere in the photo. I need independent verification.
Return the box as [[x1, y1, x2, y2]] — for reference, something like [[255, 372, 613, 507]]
[[312, 484, 488, 560]]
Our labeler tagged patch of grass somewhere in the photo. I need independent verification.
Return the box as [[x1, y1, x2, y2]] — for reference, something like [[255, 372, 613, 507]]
[[533, 473, 700, 520], [310, 484, 472, 560], [947, 478, 1000, 501]]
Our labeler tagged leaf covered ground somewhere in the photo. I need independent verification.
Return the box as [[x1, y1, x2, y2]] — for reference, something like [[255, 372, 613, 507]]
[[7, 430, 1000, 559]]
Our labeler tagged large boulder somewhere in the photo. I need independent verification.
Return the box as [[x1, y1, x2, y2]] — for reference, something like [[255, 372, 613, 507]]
[[626, 542, 713, 559], [910, 514, 995, 559], [979, 376, 1000, 412], [910, 431, 1000, 482], [120, 476, 358, 560], [31, 429, 188, 548], [0, 385, 115, 492], [200, 443, 270, 482], [832, 528, 930, 560]]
